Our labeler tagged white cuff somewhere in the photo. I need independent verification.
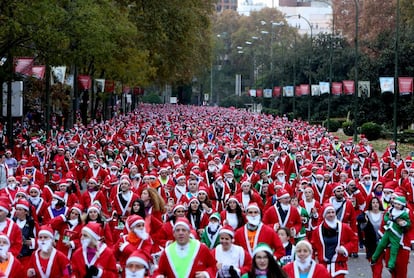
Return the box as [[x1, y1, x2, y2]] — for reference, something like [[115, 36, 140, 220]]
[[30, 238, 36, 249], [340, 245, 348, 257], [69, 241, 75, 249], [119, 242, 128, 252]]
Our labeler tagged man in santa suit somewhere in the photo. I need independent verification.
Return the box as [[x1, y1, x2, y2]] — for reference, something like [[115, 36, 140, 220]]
[[111, 176, 139, 219], [311, 204, 357, 278], [262, 188, 302, 237], [380, 157, 395, 184], [0, 232, 23, 277], [396, 156, 413, 180], [169, 173, 189, 205], [71, 222, 118, 277], [209, 174, 231, 213], [27, 225, 71, 277], [85, 159, 108, 185], [153, 217, 217, 278], [311, 169, 332, 205], [233, 202, 284, 259], [0, 200, 22, 257]]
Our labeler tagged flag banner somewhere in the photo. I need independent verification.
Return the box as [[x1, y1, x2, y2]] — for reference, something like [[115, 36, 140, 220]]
[[283, 86, 294, 97], [105, 80, 115, 93], [94, 79, 105, 93], [343, 80, 355, 95], [64, 74, 74, 88], [249, 89, 256, 97], [358, 81, 370, 97], [31, 66, 45, 79], [311, 85, 320, 96], [379, 77, 394, 93], [273, 86, 281, 97], [263, 89, 272, 98], [256, 89, 263, 98], [319, 82, 330, 95], [51, 66, 66, 84], [78, 75, 91, 90], [398, 77, 413, 96], [332, 82, 342, 96], [14, 57, 34, 75], [295, 86, 301, 96], [123, 85, 131, 94], [300, 84, 310, 96]]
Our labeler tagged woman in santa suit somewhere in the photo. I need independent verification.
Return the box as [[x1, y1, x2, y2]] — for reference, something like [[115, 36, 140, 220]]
[[186, 197, 209, 238], [283, 240, 330, 278], [220, 196, 246, 230], [71, 222, 118, 278], [0, 232, 23, 278], [49, 203, 84, 259], [27, 225, 71, 278], [311, 204, 357, 278]]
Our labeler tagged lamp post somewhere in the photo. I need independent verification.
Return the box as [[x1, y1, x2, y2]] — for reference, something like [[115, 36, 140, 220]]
[[353, 0, 359, 142], [393, 0, 400, 145]]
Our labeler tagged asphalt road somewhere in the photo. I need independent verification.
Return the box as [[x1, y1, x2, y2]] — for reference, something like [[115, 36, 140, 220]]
[[347, 250, 414, 277]]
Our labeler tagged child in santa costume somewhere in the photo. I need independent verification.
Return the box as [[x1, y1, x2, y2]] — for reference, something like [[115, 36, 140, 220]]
[[371, 196, 411, 272], [27, 225, 71, 278], [282, 240, 330, 278], [71, 222, 118, 277]]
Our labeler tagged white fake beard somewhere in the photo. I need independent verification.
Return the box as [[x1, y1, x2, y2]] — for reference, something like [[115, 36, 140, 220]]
[[296, 256, 312, 271], [38, 239, 53, 253], [280, 203, 290, 211], [125, 268, 145, 278], [134, 228, 149, 240], [81, 238, 91, 249], [325, 219, 338, 229], [246, 215, 261, 226], [0, 246, 9, 258]]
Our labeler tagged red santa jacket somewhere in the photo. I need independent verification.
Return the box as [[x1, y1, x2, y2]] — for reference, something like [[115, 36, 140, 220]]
[[283, 260, 331, 278], [262, 203, 302, 234], [71, 243, 118, 278], [49, 214, 83, 259], [234, 223, 284, 259], [1, 218, 22, 257], [114, 232, 152, 268], [28, 248, 71, 278]]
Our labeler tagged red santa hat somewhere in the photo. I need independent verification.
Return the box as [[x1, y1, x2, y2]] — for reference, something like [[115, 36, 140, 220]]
[[0, 232, 10, 246], [0, 200, 10, 214], [322, 203, 335, 218], [227, 196, 240, 206], [295, 240, 313, 254], [175, 173, 186, 181], [15, 199, 30, 211], [173, 217, 191, 231], [82, 222, 103, 241], [15, 188, 28, 199], [219, 224, 235, 238], [126, 250, 150, 269], [70, 203, 83, 216], [276, 189, 290, 200], [29, 184, 41, 195], [331, 183, 343, 192], [315, 169, 324, 178], [53, 191, 65, 203], [246, 202, 260, 212], [51, 174, 61, 184], [361, 168, 370, 177], [88, 177, 98, 185], [198, 186, 208, 195], [127, 215, 145, 231], [38, 225, 54, 239], [383, 181, 395, 192], [173, 203, 187, 213], [188, 197, 200, 205], [87, 204, 101, 215]]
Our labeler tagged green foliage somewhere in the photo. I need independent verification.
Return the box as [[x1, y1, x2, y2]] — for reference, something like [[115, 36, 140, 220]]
[[342, 121, 354, 136], [220, 95, 251, 108], [261, 107, 279, 116], [360, 122, 382, 140], [323, 119, 341, 132], [142, 92, 162, 104]]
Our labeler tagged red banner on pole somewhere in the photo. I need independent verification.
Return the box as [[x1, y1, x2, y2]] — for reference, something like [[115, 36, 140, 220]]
[[300, 84, 310, 96], [342, 80, 355, 95], [105, 80, 115, 93], [273, 86, 281, 97], [31, 66, 46, 79], [332, 82, 342, 96], [256, 89, 263, 98], [398, 77, 413, 96], [78, 75, 91, 90], [14, 57, 34, 75]]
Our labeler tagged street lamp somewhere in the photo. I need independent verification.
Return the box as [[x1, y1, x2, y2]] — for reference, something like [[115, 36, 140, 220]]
[[353, 0, 359, 142], [393, 0, 400, 145]]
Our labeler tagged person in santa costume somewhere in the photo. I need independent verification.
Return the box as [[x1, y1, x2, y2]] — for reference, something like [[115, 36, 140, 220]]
[[311, 204, 357, 278], [124, 250, 151, 278], [212, 224, 252, 277], [0, 199, 22, 257], [71, 222, 118, 277], [233, 202, 284, 259], [27, 225, 71, 278], [262, 188, 302, 238], [282, 240, 330, 278], [153, 217, 217, 278], [200, 212, 222, 249], [0, 232, 23, 277], [114, 214, 152, 270]]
